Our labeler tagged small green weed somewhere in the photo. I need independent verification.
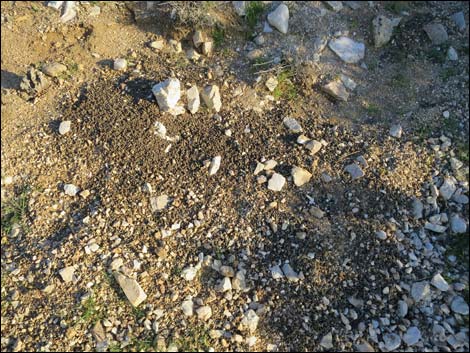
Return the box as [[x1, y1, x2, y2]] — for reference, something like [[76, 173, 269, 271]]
[[175, 325, 211, 352], [245, 1, 265, 29], [1, 185, 30, 236], [364, 102, 382, 117], [212, 26, 225, 48], [273, 70, 297, 101]]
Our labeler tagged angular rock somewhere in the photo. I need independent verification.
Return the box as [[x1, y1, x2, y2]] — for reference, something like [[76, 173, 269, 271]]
[[267, 4, 289, 34], [186, 48, 201, 61], [450, 214, 467, 234], [354, 341, 375, 352], [202, 41, 213, 56], [268, 173, 286, 192], [239, 309, 259, 333], [310, 206, 325, 219], [376, 230, 387, 240], [150, 195, 168, 212], [201, 85, 222, 112], [423, 23, 448, 45], [305, 140, 323, 155], [281, 263, 300, 282], [193, 30, 208, 47], [196, 305, 212, 321], [447, 47, 458, 61], [411, 281, 430, 302], [373, 15, 395, 48], [264, 159, 278, 170], [291, 167, 312, 186], [431, 273, 449, 291], [440, 177, 457, 200], [181, 265, 199, 281], [216, 277, 232, 292], [403, 327, 421, 346], [209, 155, 222, 175], [451, 296, 469, 315], [181, 297, 194, 316], [232, 270, 248, 291], [270, 265, 284, 279], [152, 78, 181, 112], [398, 300, 408, 317], [64, 183, 80, 196], [383, 333, 401, 351], [329, 37, 365, 64], [219, 265, 235, 278], [150, 39, 165, 50], [254, 162, 265, 175], [113, 58, 127, 71], [283, 117, 302, 133], [424, 222, 447, 233], [389, 124, 403, 138], [114, 272, 147, 307], [20, 67, 50, 97], [232, 1, 246, 16], [325, 1, 343, 12], [265, 76, 278, 92], [320, 332, 333, 349], [451, 11, 466, 32], [59, 120, 71, 135], [411, 198, 424, 219], [340, 74, 357, 90], [59, 266, 75, 283], [345, 163, 364, 180], [187, 85, 200, 114], [322, 81, 349, 101], [42, 62, 67, 77]]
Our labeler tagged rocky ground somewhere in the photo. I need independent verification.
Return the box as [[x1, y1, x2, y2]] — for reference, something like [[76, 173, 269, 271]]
[[1, 1, 469, 352]]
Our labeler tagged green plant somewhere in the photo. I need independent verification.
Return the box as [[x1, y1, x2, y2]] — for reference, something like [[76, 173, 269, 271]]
[[385, 1, 409, 14], [364, 103, 382, 117], [1, 185, 30, 236], [455, 141, 469, 163], [389, 72, 410, 88], [245, 1, 265, 29], [440, 67, 459, 82], [212, 26, 225, 48], [273, 69, 297, 101], [175, 326, 211, 352], [80, 296, 102, 324], [427, 47, 447, 64]]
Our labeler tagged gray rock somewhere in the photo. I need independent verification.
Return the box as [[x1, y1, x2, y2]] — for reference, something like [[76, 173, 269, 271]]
[[383, 333, 401, 351], [423, 23, 448, 45], [322, 81, 349, 101], [209, 155, 222, 176], [411, 198, 424, 219], [283, 117, 303, 133], [59, 266, 75, 282], [263, 21, 273, 33], [193, 30, 208, 47], [201, 85, 222, 112], [42, 62, 67, 77], [239, 309, 259, 333], [450, 214, 467, 234], [354, 341, 374, 352], [450, 157, 463, 171], [247, 49, 263, 60], [346, 1, 362, 10], [113, 58, 127, 71], [389, 124, 403, 138], [320, 332, 333, 349], [328, 37, 365, 64], [196, 305, 212, 321], [20, 67, 50, 96], [186, 48, 201, 61], [310, 206, 325, 219], [59, 120, 71, 135], [113, 272, 147, 307], [281, 263, 300, 282], [232, 270, 248, 291], [340, 74, 357, 90], [451, 296, 469, 315], [268, 173, 286, 192], [232, 1, 246, 16], [291, 167, 312, 187], [254, 34, 265, 45], [219, 265, 235, 277], [398, 300, 408, 317], [305, 140, 323, 155], [440, 177, 457, 200], [270, 265, 284, 279], [373, 15, 396, 48], [431, 273, 449, 291], [216, 277, 232, 292], [150, 195, 168, 211], [152, 78, 181, 112], [424, 222, 447, 233], [451, 11, 466, 32], [313, 36, 328, 54], [345, 163, 364, 180], [64, 183, 80, 196], [267, 4, 289, 34], [187, 85, 200, 114], [376, 230, 387, 240], [403, 326, 421, 346], [411, 281, 430, 302], [447, 47, 458, 61]]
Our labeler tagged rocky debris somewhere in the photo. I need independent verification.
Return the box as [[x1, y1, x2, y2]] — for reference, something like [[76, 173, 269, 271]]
[[375, 230, 387, 240], [268, 173, 286, 192], [232, 270, 248, 291], [216, 277, 232, 292], [291, 167, 312, 186], [89, 5, 101, 17], [447, 47, 458, 61], [431, 273, 450, 291], [193, 30, 208, 48], [439, 177, 457, 200], [239, 309, 259, 333], [41, 62, 67, 77], [310, 206, 325, 219], [168, 39, 182, 53], [64, 183, 79, 196], [219, 265, 235, 278], [113, 58, 127, 71], [328, 37, 365, 64], [267, 4, 289, 34], [389, 124, 403, 138], [423, 23, 448, 45], [451, 11, 466, 32], [345, 163, 364, 180], [113, 272, 147, 307], [383, 333, 401, 351], [270, 265, 284, 279], [281, 263, 301, 282], [424, 222, 447, 233], [154, 121, 176, 142], [109, 258, 123, 271], [411, 198, 424, 219], [325, 1, 343, 12], [340, 74, 357, 90], [59, 120, 71, 135], [181, 264, 201, 281], [305, 140, 323, 155], [186, 85, 200, 114], [451, 296, 469, 315], [254, 34, 265, 45], [265, 76, 278, 92], [411, 281, 430, 302], [322, 80, 349, 101], [398, 300, 408, 317], [372, 15, 399, 48], [201, 41, 213, 56], [320, 332, 333, 349], [247, 49, 263, 60], [20, 67, 50, 97], [150, 195, 168, 212], [207, 155, 222, 176], [201, 85, 222, 112], [59, 1, 77, 22], [150, 39, 165, 50], [152, 78, 183, 114], [450, 214, 467, 233], [354, 341, 374, 352], [186, 48, 201, 61], [59, 266, 75, 283], [403, 327, 421, 346], [196, 306, 212, 321], [181, 297, 194, 317], [232, 1, 246, 16], [283, 117, 302, 133]]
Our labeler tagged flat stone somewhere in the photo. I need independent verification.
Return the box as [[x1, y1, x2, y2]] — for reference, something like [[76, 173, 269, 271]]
[[411, 281, 430, 302], [424, 222, 447, 233], [239, 309, 259, 333], [267, 4, 289, 34], [291, 167, 312, 186], [113, 58, 127, 71], [283, 117, 303, 133], [114, 272, 147, 307], [398, 300, 408, 317], [447, 47, 458, 61], [372, 15, 395, 48], [450, 214, 467, 234], [305, 140, 323, 155], [320, 332, 333, 349], [196, 305, 212, 321], [201, 85, 222, 112], [322, 81, 349, 101], [431, 273, 450, 291], [150, 39, 165, 50], [265, 76, 278, 92], [345, 163, 364, 180], [403, 327, 421, 346], [264, 159, 277, 170], [328, 37, 365, 64], [152, 78, 181, 111], [268, 173, 286, 192], [209, 155, 222, 175], [186, 85, 200, 114], [64, 183, 80, 196], [354, 341, 375, 352], [270, 265, 284, 279], [451, 296, 469, 315], [59, 266, 75, 282], [325, 1, 343, 12], [389, 124, 403, 138], [42, 62, 67, 77], [150, 195, 168, 211], [340, 74, 357, 90], [376, 230, 387, 240], [193, 30, 208, 47], [232, 1, 246, 16], [281, 263, 299, 282], [383, 333, 401, 351], [297, 135, 310, 144], [216, 277, 232, 292], [451, 11, 466, 32], [59, 120, 71, 135], [181, 297, 194, 316], [423, 23, 448, 45]]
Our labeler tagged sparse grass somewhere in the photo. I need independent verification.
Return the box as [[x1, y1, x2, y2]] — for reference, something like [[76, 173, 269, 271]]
[[350, 18, 359, 30], [427, 47, 447, 64], [245, 1, 265, 30], [455, 141, 469, 163], [446, 232, 470, 264], [212, 26, 225, 48], [385, 1, 409, 14], [364, 102, 382, 117], [171, 265, 182, 277], [174, 325, 211, 352], [389, 72, 411, 88], [1, 184, 30, 236], [440, 66, 459, 82], [108, 343, 123, 352], [414, 124, 433, 142], [132, 306, 146, 320], [273, 69, 298, 101], [80, 296, 102, 324]]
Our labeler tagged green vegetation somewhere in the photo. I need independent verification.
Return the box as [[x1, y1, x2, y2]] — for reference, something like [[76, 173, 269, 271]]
[[1, 184, 30, 236], [440, 66, 459, 82], [385, 1, 409, 14], [174, 325, 211, 352], [389, 72, 411, 88], [426, 47, 447, 64], [245, 1, 265, 30], [273, 69, 298, 101], [80, 296, 102, 324], [364, 102, 382, 117], [455, 141, 469, 163], [212, 26, 225, 48], [447, 232, 470, 265]]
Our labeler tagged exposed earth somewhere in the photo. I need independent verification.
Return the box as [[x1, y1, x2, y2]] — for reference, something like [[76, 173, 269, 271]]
[[1, 1, 469, 352]]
